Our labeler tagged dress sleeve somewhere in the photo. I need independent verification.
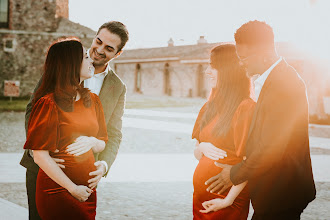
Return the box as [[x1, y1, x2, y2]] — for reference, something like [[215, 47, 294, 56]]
[[232, 99, 256, 157], [192, 102, 208, 142], [93, 94, 108, 143], [23, 96, 59, 152]]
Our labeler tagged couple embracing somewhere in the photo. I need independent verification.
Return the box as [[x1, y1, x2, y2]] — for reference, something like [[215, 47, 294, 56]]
[[192, 21, 316, 220], [21, 21, 128, 220]]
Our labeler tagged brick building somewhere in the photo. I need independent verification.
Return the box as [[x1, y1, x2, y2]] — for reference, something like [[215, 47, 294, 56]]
[[0, 0, 95, 96]]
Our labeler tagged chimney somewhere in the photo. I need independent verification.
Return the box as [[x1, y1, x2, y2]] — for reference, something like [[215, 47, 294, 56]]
[[55, 0, 69, 18], [168, 38, 174, 47], [197, 36, 207, 45]]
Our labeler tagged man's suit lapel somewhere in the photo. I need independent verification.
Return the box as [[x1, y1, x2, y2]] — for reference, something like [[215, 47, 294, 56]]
[[99, 69, 116, 122], [247, 60, 286, 138]]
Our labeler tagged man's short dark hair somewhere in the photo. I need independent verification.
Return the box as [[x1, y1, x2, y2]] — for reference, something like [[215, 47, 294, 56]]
[[97, 21, 129, 52], [234, 20, 274, 48]]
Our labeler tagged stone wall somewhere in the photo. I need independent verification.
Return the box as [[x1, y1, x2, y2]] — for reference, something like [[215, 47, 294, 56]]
[[55, 0, 69, 19], [10, 0, 58, 32], [0, 0, 95, 97], [0, 32, 93, 96]]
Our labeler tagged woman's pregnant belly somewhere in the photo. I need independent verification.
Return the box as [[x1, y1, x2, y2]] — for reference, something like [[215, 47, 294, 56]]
[[53, 150, 96, 186], [193, 155, 250, 208], [193, 156, 225, 201]]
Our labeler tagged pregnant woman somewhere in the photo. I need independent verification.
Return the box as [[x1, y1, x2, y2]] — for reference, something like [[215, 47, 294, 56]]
[[24, 38, 108, 220], [192, 44, 256, 219]]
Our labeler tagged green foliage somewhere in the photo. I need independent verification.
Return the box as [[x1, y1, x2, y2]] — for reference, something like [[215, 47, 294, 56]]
[[0, 99, 29, 112]]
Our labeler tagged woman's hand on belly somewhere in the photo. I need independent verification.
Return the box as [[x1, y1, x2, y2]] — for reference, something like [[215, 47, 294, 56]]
[[198, 142, 227, 161], [68, 185, 93, 202], [66, 136, 104, 156], [200, 198, 233, 213]]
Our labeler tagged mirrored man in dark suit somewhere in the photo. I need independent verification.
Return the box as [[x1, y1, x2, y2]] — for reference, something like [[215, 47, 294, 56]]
[[205, 21, 316, 220]]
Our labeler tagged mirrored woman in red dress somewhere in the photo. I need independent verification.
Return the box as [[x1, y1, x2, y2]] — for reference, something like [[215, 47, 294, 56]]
[[24, 38, 108, 220], [192, 44, 256, 219]]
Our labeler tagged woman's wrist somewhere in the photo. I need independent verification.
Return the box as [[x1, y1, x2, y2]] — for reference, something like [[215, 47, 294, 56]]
[[90, 136, 99, 148], [223, 197, 234, 206], [195, 145, 203, 155], [90, 137, 105, 152], [66, 182, 77, 193], [198, 144, 205, 155]]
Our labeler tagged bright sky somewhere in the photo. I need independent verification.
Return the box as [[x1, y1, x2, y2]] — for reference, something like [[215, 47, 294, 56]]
[[69, 0, 330, 59]]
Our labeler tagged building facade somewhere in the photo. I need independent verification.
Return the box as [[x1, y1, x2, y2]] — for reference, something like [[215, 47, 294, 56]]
[[0, 0, 95, 96], [113, 40, 217, 99]]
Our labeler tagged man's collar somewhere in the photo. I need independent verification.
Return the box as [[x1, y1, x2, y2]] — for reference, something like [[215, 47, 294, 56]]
[[254, 57, 282, 84], [98, 64, 111, 76]]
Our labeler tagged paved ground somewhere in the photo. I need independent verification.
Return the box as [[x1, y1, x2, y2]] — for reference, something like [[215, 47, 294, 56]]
[[1, 182, 329, 220], [0, 152, 330, 219], [0, 103, 330, 220], [1, 111, 330, 154]]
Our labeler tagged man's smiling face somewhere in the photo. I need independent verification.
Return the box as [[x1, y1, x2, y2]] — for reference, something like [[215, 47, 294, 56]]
[[89, 28, 122, 68]]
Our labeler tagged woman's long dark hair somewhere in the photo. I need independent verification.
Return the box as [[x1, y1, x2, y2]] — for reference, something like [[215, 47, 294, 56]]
[[33, 38, 91, 111], [200, 44, 251, 137]]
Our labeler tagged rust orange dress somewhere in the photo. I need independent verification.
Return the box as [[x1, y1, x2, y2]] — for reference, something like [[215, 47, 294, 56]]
[[192, 99, 256, 220], [24, 93, 108, 220]]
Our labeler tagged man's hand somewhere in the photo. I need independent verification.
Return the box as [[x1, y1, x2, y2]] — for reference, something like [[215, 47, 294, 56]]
[[88, 161, 106, 189], [66, 136, 95, 156], [205, 163, 233, 194]]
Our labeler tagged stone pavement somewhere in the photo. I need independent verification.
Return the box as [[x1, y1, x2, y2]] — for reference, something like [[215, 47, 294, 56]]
[[1, 153, 329, 184], [1, 109, 330, 219], [1, 152, 329, 220], [1, 152, 330, 220]]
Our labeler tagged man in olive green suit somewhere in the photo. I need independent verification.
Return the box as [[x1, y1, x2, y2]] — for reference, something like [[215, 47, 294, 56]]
[[20, 21, 129, 220]]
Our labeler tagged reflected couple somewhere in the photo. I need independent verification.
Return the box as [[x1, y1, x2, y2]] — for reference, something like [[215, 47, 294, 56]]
[[192, 21, 316, 220]]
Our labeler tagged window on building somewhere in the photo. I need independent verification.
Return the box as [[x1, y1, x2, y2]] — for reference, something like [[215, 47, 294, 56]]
[[0, 0, 9, 28], [135, 64, 142, 93], [3, 38, 16, 52], [164, 63, 171, 96]]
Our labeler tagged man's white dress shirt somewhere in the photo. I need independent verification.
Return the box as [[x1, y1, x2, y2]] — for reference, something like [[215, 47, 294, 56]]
[[84, 49, 111, 96], [84, 49, 111, 173], [253, 57, 282, 102]]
